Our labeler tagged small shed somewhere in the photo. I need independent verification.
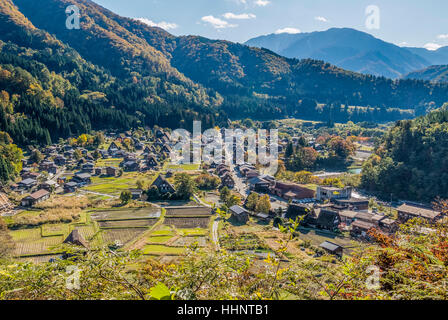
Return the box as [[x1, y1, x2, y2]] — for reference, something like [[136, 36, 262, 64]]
[[229, 205, 249, 224], [319, 241, 343, 257]]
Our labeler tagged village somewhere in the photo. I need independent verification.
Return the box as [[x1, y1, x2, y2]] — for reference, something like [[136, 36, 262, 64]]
[[0, 125, 445, 263]]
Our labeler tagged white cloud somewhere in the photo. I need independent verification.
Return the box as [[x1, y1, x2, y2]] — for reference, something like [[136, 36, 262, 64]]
[[201, 15, 237, 29], [275, 27, 301, 34], [437, 34, 448, 40], [398, 41, 409, 47], [135, 18, 178, 30], [223, 12, 256, 20], [254, 0, 270, 7], [315, 16, 328, 22], [424, 42, 442, 51]]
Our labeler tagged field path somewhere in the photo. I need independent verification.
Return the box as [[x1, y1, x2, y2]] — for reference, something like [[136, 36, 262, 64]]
[[212, 219, 220, 250]]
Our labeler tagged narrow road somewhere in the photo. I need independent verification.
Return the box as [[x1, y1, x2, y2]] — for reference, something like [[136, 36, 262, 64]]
[[212, 218, 220, 250]]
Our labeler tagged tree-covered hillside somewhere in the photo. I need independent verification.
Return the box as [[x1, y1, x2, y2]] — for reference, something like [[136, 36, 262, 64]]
[[11, 0, 448, 122], [405, 65, 448, 83], [0, 0, 222, 147], [362, 105, 448, 201]]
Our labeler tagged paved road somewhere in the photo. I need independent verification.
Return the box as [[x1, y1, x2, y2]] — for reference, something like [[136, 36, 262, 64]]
[[231, 165, 249, 198]]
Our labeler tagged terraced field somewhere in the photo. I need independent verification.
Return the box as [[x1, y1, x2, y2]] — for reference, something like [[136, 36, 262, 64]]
[[102, 228, 147, 245], [98, 219, 157, 228], [164, 217, 210, 229], [142, 245, 186, 255], [90, 207, 161, 220], [165, 206, 211, 217], [172, 236, 207, 247]]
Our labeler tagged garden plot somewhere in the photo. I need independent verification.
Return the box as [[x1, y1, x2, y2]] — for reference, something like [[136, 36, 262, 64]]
[[90, 207, 161, 221], [41, 224, 70, 237], [13, 235, 64, 256], [101, 228, 147, 245], [97, 219, 157, 228], [164, 216, 210, 229], [142, 245, 185, 256], [165, 206, 211, 217], [171, 236, 207, 247]]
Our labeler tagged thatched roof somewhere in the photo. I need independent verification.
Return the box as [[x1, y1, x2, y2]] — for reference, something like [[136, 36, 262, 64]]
[[64, 230, 88, 248]]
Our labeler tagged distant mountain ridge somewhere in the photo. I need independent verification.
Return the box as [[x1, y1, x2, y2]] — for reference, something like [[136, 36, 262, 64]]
[[1, 0, 448, 149], [405, 65, 448, 83], [246, 28, 448, 79]]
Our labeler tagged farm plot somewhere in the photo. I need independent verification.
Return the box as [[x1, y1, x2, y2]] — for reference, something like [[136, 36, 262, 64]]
[[171, 236, 207, 247], [41, 224, 70, 237], [97, 219, 157, 228], [13, 235, 64, 256], [220, 233, 268, 251], [75, 225, 96, 240], [147, 235, 173, 244], [164, 216, 210, 229], [178, 228, 208, 236], [102, 228, 147, 245], [142, 245, 185, 255], [90, 207, 161, 221], [165, 206, 211, 217]]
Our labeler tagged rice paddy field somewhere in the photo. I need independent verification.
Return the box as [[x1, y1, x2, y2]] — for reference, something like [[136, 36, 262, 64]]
[[165, 206, 211, 217], [164, 216, 211, 229], [8, 191, 214, 261], [101, 228, 147, 245], [90, 207, 161, 220]]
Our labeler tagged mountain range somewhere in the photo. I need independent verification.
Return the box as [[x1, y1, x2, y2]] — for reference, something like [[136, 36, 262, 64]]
[[1, 0, 448, 147], [246, 28, 448, 80]]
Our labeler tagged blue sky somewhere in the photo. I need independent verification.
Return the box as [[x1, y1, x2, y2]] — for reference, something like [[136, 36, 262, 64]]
[[93, 0, 448, 49]]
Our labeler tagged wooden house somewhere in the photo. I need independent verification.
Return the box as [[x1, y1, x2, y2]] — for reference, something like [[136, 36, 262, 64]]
[[151, 175, 175, 194], [21, 189, 50, 207], [397, 203, 442, 223], [230, 205, 249, 224]]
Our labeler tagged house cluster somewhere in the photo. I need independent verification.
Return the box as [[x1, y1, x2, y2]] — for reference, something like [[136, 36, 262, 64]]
[[212, 163, 235, 188], [286, 189, 445, 241], [237, 163, 316, 202]]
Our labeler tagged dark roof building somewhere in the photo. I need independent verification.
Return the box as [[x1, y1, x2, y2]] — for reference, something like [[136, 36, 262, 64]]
[[151, 175, 175, 194], [397, 204, 442, 223], [319, 241, 343, 257], [229, 205, 249, 224]]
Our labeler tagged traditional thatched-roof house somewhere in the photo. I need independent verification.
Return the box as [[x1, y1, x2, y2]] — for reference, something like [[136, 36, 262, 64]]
[[64, 230, 88, 248], [151, 175, 175, 194]]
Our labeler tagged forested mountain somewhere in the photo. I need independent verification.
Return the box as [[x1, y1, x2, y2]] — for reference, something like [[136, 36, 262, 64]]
[[406, 46, 448, 66], [245, 28, 431, 79], [1, 0, 448, 149], [361, 105, 448, 201], [405, 65, 448, 83]]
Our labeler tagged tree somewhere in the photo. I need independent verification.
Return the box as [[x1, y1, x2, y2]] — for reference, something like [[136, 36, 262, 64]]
[[285, 141, 294, 158], [255, 194, 271, 214], [136, 179, 146, 190], [120, 190, 132, 205], [30, 149, 43, 164], [92, 149, 101, 160], [147, 185, 160, 200], [245, 192, 259, 211], [174, 173, 196, 200], [220, 186, 231, 204], [327, 136, 355, 160], [226, 195, 241, 208]]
